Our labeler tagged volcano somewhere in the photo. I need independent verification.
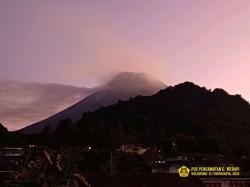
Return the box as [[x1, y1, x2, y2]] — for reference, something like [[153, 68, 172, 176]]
[[20, 72, 166, 133]]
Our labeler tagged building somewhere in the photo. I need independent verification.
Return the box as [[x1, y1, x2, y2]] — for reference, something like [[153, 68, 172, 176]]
[[117, 144, 147, 155], [0, 147, 24, 171]]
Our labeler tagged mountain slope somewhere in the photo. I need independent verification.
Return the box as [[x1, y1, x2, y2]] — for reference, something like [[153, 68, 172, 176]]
[[20, 72, 166, 133], [0, 80, 92, 130], [61, 82, 250, 157]]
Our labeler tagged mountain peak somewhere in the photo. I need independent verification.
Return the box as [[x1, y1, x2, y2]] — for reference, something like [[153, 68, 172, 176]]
[[105, 72, 166, 90]]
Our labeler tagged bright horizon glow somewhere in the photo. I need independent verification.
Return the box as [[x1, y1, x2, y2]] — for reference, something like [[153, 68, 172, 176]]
[[0, 0, 250, 101]]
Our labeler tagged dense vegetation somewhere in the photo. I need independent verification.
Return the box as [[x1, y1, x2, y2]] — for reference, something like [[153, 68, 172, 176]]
[[2, 82, 250, 158]]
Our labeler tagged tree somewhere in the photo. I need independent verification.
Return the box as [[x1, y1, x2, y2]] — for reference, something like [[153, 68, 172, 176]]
[[54, 118, 81, 146], [0, 122, 8, 141]]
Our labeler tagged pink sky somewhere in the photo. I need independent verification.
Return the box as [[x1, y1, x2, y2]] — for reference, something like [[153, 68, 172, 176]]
[[0, 1, 250, 101]]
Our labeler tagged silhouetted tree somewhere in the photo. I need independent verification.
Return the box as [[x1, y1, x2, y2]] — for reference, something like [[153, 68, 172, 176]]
[[0, 122, 8, 143]]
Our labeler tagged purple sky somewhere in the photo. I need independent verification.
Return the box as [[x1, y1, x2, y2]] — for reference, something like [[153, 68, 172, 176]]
[[1, 1, 250, 101]]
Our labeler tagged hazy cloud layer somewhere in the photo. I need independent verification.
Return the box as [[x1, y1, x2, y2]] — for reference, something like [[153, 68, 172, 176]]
[[0, 80, 91, 130]]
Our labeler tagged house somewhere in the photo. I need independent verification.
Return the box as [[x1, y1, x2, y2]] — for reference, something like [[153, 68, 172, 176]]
[[117, 144, 147, 155], [0, 147, 25, 171]]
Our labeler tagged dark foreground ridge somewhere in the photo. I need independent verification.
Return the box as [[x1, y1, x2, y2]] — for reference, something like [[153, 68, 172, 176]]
[[53, 81, 250, 157]]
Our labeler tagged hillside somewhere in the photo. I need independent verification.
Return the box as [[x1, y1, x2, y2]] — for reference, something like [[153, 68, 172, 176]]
[[55, 82, 250, 157]]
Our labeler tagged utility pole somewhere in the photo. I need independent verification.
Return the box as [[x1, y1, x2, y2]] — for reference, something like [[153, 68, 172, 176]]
[[110, 152, 113, 176]]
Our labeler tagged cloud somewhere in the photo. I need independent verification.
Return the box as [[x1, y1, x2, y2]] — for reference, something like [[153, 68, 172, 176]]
[[0, 81, 90, 130]]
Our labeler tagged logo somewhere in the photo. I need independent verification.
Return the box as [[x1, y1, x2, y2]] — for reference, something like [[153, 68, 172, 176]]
[[178, 166, 190, 177]]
